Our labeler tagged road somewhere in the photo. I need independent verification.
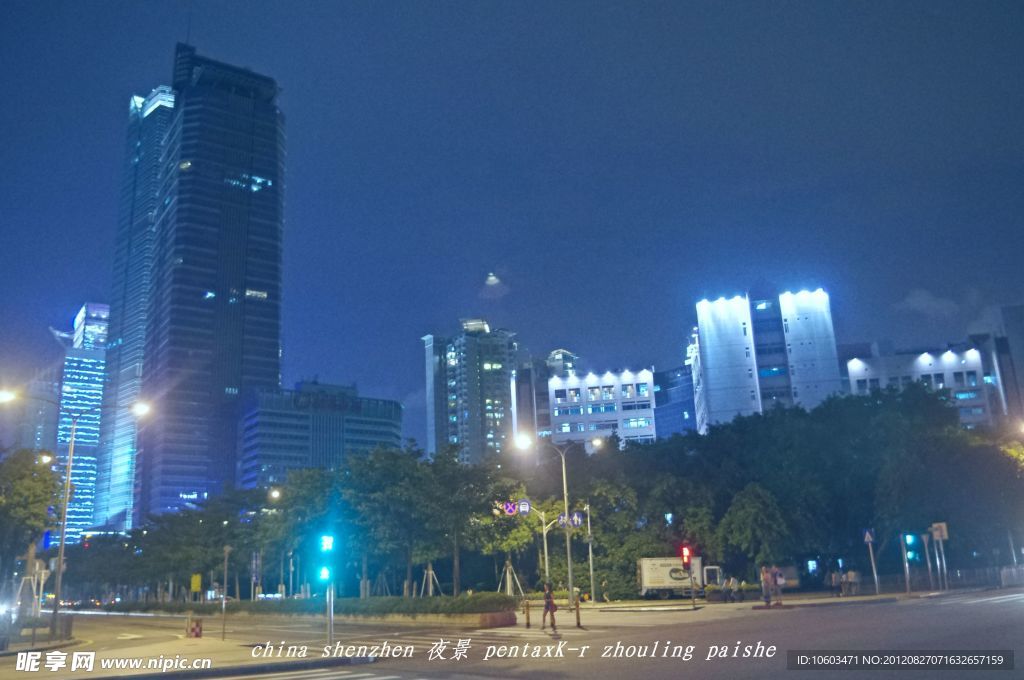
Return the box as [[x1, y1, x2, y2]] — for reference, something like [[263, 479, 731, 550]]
[[4, 591, 1022, 679]]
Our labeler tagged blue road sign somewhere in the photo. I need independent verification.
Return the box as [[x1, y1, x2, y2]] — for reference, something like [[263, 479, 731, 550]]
[[517, 499, 531, 515], [503, 501, 518, 516], [558, 513, 567, 527], [570, 511, 584, 528]]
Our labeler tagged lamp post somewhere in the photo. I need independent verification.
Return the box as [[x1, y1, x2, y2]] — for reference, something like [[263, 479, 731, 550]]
[[0, 391, 151, 639], [534, 509, 558, 583], [514, 434, 602, 622]]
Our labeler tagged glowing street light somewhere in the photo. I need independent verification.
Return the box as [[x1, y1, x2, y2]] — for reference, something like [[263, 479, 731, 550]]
[[0, 390, 16, 404], [268, 488, 282, 501]]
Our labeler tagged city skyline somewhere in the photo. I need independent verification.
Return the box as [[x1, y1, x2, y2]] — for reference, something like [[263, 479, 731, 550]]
[[3, 2, 1024, 449]]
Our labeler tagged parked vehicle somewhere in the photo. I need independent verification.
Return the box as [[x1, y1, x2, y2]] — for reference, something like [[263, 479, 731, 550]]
[[637, 557, 722, 598]]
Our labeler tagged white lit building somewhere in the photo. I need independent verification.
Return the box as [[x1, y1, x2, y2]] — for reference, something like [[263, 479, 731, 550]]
[[690, 288, 843, 432], [846, 346, 996, 429], [548, 368, 657, 447]]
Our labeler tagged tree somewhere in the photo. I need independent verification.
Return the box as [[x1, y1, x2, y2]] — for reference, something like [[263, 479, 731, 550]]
[[0, 450, 60, 586], [716, 483, 790, 574]]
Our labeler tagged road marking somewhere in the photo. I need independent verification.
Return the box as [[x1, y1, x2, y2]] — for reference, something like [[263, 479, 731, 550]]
[[116, 633, 145, 639]]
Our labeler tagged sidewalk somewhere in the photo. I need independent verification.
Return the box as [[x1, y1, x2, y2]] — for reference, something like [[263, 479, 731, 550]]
[[1, 635, 374, 680]]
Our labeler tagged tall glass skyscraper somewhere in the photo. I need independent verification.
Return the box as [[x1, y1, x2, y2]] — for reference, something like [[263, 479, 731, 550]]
[[136, 44, 285, 521], [55, 303, 109, 543], [95, 86, 175, 531]]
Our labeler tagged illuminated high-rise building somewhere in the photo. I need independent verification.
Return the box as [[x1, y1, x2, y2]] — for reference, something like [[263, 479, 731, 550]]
[[423, 319, 517, 463], [54, 303, 109, 543], [135, 44, 285, 521], [690, 288, 842, 432], [95, 86, 175, 531]]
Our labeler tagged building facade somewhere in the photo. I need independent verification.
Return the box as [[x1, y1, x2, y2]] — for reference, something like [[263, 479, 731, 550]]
[[653, 365, 697, 438], [95, 86, 176, 530], [691, 289, 843, 432], [548, 368, 657, 447], [423, 319, 517, 463], [54, 303, 109, 543], [845, 345, 997, 428], [136, 44, 285, 521], [237, 382, 402, 489]]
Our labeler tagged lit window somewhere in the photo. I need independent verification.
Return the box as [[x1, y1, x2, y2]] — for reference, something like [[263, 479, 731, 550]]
[[245, 289, 268, 300], [203, 291, 216, 300], [179, 161, 192, 171]]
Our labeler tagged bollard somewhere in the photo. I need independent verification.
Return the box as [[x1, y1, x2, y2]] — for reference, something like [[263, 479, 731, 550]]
[[575, 595, 582, 628], [524, 600, 530, 628]]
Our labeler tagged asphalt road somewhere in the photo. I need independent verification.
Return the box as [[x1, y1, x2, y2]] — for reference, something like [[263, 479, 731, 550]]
[[268, 591, 1024, 680], [8, 591, 1024, 680]]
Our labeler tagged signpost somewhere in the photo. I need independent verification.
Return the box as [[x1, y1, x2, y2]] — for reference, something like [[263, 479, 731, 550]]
[[929, 522, 950, 591], [921, 533, 935, 590], [863, 529, 880, 595]]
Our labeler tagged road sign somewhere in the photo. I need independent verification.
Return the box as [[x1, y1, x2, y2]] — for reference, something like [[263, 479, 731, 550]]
[[503, 501, 518, 516], [863, 529, 875, 544], [190, 573, 202, 593], [570, 511, 584, 528], [930, 522, 949, 541], [517, 499, 531, 515], [557, 513, 567, 527]]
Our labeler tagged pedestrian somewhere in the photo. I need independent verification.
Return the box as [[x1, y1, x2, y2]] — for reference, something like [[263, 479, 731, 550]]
[[829, 569, 841, 597], [601, 579, 610, 603], [542, 582, 558, 631], [770, 565, 784, 606], [760, 565, 772, 607], [726, 576, 740, 602], [840, 570, 848, 596]]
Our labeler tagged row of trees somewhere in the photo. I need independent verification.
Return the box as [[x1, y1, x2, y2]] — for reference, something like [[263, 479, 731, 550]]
[[4, 385, 1024, 602]]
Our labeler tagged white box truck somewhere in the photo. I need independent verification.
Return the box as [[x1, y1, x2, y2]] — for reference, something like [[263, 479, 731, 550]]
[[637, 557, 721, 598]]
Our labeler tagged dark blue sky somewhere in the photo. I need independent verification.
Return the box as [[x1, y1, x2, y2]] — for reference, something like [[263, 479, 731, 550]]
[[2, 1, 1023, 443]]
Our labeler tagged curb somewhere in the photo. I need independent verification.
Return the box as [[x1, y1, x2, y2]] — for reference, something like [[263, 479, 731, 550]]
[[751, 597, 899, 610], [0, 638, 83, 658], [90, 654, 376, 680]]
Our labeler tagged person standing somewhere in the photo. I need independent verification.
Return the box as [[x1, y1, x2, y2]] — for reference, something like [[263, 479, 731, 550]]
[[760, 566, 772, 607], [542, 582, 558, 631], [771, 565, 784, 606]]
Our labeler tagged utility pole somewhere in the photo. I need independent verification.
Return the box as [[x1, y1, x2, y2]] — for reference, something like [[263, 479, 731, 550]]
[[221, 546, 231, 640]]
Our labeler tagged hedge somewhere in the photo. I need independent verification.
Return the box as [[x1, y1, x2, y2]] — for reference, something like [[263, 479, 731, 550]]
[[100, 592, 516, 616]]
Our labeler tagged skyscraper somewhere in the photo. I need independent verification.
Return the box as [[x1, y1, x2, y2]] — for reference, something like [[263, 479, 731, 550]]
[[690, 288, 843, 432], [95, 87, 175, 530], [136, 44, 285, 520], [423, 319, 517, 463], [55, 303, 109, 543]]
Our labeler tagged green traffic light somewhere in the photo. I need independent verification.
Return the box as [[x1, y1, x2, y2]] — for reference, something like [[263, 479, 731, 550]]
[[319, 566, 331, 581], [320, 534, 335, 552]]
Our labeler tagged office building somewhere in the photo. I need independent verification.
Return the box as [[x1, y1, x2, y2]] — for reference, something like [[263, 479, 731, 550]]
[[653, 365, 697, 438], [690, 288, 843, 432], [54, 303, 109, 543], [423, 319, 517, 463], [237, 382, 402, 489], [548, 368, 657, 447], [13, 369, 61, 454], [845, 345, 997, 429], [95, 86, 176, 530], [514, 349, 581, 441], [136, 44, 285, 520]]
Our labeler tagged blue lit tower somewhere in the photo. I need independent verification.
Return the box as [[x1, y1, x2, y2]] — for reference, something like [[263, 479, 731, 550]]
[[54, 303, 109, 543], [136, 45, 285, 520], [95, 86, 175, 531]]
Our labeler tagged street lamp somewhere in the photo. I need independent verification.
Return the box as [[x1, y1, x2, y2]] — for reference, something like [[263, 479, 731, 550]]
[[0, 390, 153, 639], [514, 434, 602, 622]]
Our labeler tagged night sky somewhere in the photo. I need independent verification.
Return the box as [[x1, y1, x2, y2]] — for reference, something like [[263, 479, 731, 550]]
[[2, 1, 1023, 444]]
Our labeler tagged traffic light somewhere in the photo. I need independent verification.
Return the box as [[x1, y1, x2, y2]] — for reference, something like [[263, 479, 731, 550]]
[[680, 544, 691, 567], [318, 534, 335, 582]]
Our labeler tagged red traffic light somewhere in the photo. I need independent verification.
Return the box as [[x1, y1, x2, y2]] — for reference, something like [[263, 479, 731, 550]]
[[680, 545, 691, 565]]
